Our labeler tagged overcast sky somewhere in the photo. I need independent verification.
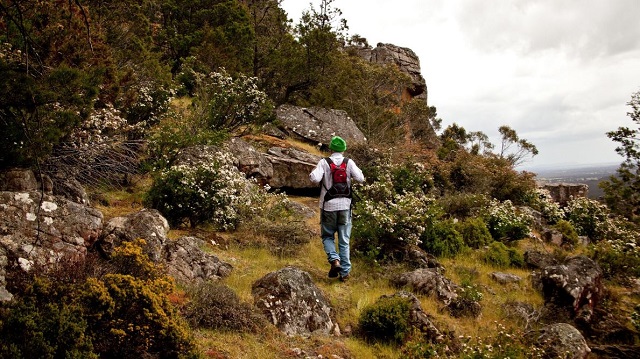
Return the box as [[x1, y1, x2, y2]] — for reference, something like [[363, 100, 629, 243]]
[[280, 0, 640, 170]]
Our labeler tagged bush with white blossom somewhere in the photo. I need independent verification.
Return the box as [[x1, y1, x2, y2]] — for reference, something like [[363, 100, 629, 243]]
[[146, 150, 262, 229], [196, 68, 274, 131], [484, 199, 533, 241], [564, 196, 610, 240], [352, 163, 446, 260]]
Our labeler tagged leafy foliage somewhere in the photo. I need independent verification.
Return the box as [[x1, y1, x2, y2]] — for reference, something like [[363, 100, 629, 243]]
[[601, 90, 640, 224], [483, 242, 524, 268], [456, 217, 494, 249], [359, 296, 411, 345], [182, 281, 267, 332], [0, 241, 197, 359]]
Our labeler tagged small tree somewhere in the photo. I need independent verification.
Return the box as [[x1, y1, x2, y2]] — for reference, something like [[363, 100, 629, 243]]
[[600, 90, 640, 224], [497, 125, 539, 167]]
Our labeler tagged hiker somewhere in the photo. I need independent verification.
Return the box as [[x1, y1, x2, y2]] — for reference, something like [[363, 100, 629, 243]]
[[309, 136, 365, 281]]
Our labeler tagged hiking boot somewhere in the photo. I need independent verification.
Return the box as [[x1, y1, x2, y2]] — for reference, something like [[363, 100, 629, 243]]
[[339, 273, 350, 282], [328, 260, 341, 278]]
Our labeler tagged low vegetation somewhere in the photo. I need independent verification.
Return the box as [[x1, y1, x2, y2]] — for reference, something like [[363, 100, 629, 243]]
[[1, 0, 639, 357]]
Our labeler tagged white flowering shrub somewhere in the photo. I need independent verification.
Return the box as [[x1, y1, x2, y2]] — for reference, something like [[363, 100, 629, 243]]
[[197, 68, 274, 131], [352, 161, 456, 260], [530, 188, 564, 224], [146, 151, 258, 229], [564, 197, 611, 240], [484, 199, 533, 241]]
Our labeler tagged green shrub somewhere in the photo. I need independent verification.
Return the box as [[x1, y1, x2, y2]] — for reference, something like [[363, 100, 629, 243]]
[[589, 240, 640, 279], [438, 193, 490, 219], [146, 150, 253, 229], [391, 162, 434, 195], [483, 242, 523, 268], [484, 199, 532, 241], [359, 296, 411, 344], [456, 217, 493, 249], [530, 188, 564, 224], [0, 278, 97, 359], [553, 219, 580, 246], [182, 281, 266, 333], [0, 241, 197, 359], [420, 219, 466, 258]]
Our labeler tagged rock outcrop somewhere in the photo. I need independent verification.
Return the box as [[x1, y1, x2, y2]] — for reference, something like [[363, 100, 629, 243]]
[[356, 43, 427, 102], [391, 268, 459, 305], [525, 323, 590, 359], [275, 104, 367, 147], [226, 138, 322, 190], [252, 266, 336, 336], [381, 291, 446, 342], [162, 236, 232, 283], [539, 256, 603, 322], [542, 183, 589, 207], [97, 208, 169, 262], [0, 169, 103, 301]]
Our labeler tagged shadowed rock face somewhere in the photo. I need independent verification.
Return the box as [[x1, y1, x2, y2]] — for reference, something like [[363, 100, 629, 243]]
[[251, 266, 336, 336]]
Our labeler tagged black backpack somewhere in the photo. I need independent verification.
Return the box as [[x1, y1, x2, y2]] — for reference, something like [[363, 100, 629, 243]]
[[323, 157, 351, 202]]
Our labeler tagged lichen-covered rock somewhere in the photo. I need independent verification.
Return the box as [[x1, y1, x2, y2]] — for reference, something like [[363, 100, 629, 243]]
[[540, 256, 603, 321], [252, 266, 336, 336], [525, 323, 590, 359], [162, 236, 232, 283], [275, 104, 367, 147], [391, 268, 459, 305], [0, 168, 39, 192], [0, 189, 102, 301], [98, 209, 168, 262]]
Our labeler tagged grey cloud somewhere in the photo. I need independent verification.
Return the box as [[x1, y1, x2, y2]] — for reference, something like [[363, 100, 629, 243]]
[[456, 0, 640, 58]]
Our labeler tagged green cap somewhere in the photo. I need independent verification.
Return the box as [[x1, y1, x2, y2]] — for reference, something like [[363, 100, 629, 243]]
[[329, 136, 347, 152]]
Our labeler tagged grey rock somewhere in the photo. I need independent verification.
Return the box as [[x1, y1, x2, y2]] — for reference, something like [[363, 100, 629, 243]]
[[98, 208, 169, 262], [525, 250, 560, 269], [391, 268, 459, 305], [542, 228, 564, 246], [275, 104, 366, 147], [540, 256, 603, 321], [356, 43, 427, 101], [0, 168, 39, 192], [265, 147, 322, 189], [490, 272, 522, 284], [381, 291, 445, 342], [525, 323, 590, 359], [162, 236, 233, 283], [252, 266, 336, 336]]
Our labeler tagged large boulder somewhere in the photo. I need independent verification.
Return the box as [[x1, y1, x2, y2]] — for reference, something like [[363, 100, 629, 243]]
[[252, 266, 337, 336], [275, 104, 367, 147], [0, 168, 40, 192], [264, 147, 321, 189], [525, 323, 590, 359], [540, 256, 603, 321], [97, 209, 169, 262], [0, 181, 103, 301], [356, 42, 427, 102], [391, 268, 459, 305], [162, 236, 232, 283]]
